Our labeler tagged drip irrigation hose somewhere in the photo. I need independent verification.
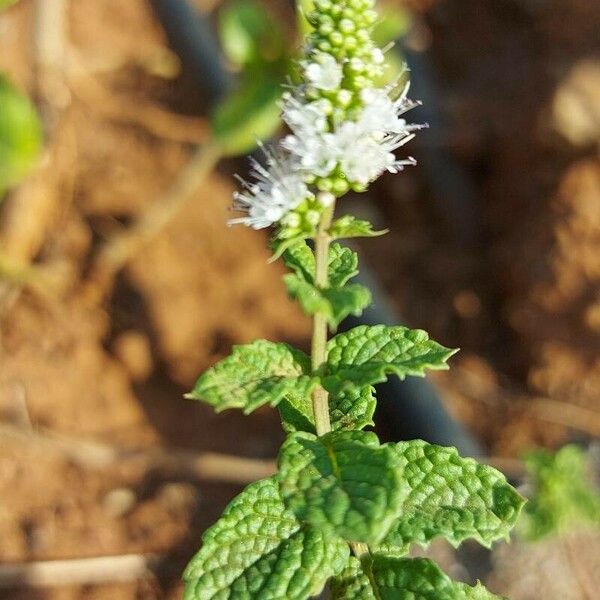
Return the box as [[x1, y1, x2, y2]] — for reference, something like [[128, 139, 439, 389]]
[[149, 0, 483, 457]]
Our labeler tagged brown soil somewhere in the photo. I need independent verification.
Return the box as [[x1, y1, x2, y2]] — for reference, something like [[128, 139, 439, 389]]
[[0, 0, 598, 598]]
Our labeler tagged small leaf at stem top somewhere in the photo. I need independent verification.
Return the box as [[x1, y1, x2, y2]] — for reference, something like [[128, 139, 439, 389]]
[[329, 216, 388, 240]]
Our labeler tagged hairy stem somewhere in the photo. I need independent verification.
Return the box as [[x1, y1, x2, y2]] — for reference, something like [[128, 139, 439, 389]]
[[310, 202, 335, 436]]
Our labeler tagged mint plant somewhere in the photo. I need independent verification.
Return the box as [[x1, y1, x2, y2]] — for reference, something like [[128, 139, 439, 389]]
[[521, 445, 600, 540], [183, 1, 525, 597]]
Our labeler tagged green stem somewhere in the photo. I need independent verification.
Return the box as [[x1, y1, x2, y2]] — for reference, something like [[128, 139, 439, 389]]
[[310, 201, 335, 436]]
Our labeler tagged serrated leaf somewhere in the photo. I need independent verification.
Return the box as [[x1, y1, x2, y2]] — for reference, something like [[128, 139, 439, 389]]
[[278, 431, 408, 545], [270, 232, 312, 262], [211, 69, 284, 156], [219, 0, 284, 67], [332, 556, 505, 600], [282, 240, 315, 283], [376, 440, 525, 555], [522, 444, 600, 540], [278, 385, 376, 434], [285, 274, 371, 328], [323, 325, 458, 395], [329, 216, 388, 240], [186, 340, 317, 414], [0, 75, 42, 197], [183, 477, 349, 600], [282, 240, 359, 288]]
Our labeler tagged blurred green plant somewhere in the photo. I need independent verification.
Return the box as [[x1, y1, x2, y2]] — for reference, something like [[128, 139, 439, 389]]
[[0, 0, 20, 10], [212, 0, 291, 156], [521, 444, 600, 540], [0, 75, 42, 200]]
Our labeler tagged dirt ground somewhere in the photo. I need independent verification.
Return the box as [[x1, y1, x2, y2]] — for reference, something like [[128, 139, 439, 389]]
[[0, 0, 598, 598]]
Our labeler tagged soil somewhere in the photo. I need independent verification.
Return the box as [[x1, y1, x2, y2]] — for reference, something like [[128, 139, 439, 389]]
[[0, 0, 598, 598]]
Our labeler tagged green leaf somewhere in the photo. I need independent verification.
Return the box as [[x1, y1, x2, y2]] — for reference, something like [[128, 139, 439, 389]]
[[0, 75, 42, 198], [329, 216, 388, 240], [186, 340, 317, 414], [281, 240, 315, 283], [323, 325, 458, 395], [332, 556, 505, 600], [270, 232, 312, 262], [278, 431, 408, 545], [219, 0, 285, 67], [329, 385, 376, 432], [328, 243, 359, 287], [183, 477, 349, 600], [278, 385, 376, 434], [377, 440, 525, 555], [282, 240, 359, 288], [522, 444, 600, 540], [285, 274, 371, 328], [211, 69, 284, 156]]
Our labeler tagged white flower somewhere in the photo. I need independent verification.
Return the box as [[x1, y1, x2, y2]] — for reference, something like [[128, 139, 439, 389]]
[[304, 53, 343, 91], [229, 150, 312, 229], [328, 121, 418, 185], [282, 96, 330, 136], [281, 132, 337, 177], [358, 84, 424, 136]]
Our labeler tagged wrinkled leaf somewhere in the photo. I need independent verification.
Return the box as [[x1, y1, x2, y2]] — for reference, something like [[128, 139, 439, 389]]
[[328, 243, 359, 287], [278, 384, 376, 434], [282, 240, 359, 288], [0, 75, 42, 197], [323, 325, 458, 395], [186, 340, 317, 414], [278, 431, 408, 545], [285, 274, 371, 328], [377, 440, 525, 555], [332, 556, 504, 600], [284, 274, 371, 328], [184, 477, 349, 600]]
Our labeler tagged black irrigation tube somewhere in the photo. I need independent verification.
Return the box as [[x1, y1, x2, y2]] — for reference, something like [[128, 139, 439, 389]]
[[149, 0, 483, 457]]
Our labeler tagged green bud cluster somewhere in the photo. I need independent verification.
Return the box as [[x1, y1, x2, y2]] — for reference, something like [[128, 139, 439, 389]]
[[306, 0, 384, 113], [279, 196, 327, 240]]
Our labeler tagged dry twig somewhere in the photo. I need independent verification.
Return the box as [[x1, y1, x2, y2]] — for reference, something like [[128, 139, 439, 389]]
[[0, 553, 161, 588], [85, 140, 222, 301], [0, 421, 277, 484], [68, 52, 210, 144]]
